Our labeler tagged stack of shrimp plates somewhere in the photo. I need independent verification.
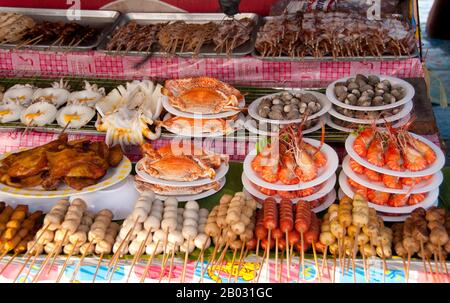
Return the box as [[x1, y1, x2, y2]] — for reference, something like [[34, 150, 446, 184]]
[[242, 136, 339, 210], [158, 77, 245, 138], [339, 128, 445, 217], [326, 75, 414, 133]]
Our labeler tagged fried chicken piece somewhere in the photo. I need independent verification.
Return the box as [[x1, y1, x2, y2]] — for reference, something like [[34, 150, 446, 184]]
[[46, 148, 108, 179], [1, 134, 68, 178], [64, 177, 98, 190], [107, 144, 123, 167]]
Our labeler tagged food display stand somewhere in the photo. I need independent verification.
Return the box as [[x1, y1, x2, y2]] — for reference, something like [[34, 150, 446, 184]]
[[0, 0, 448, 283]]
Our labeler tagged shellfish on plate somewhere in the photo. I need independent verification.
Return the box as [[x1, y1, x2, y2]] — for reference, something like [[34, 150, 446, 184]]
[[95, 80, 163, 146], [157, 113, 244, 136], [0, 102, 23, 123], [68, 81, 105, 107], [20, 100, 57, 126], [140, 142, 229, 182], [162, 77, 243, 114], [32, 79, 71, 108], [2, 84, 35, 107]]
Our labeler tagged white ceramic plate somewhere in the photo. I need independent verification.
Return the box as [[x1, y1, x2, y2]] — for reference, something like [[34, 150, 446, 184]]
[[345, 132, 445, 177], [325, 113, 410, 133], [341, 155, 443, 194], [328, 100, 413, 124], [241, 171, 336, 202], [338, 170, 440, 214], [243, 138, 339, 190], [379, 200, 438, 222], [0, 156, 132, 198], [160, 112, 245, 138], [135, 177, 226, 202], [247, 90, 331, 125], [135, 159, 229, 187], [161, 95, 245, 119], [326, 75, 415, 111], [244, 115, 325, 137]]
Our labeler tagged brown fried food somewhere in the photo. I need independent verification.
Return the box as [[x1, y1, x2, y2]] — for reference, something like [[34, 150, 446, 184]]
[[65, 163, 106, 179], [1, 134, 67, 178], [46, 148, 108, 179], [88, 141, 110, 159], [64, 177, 98, 190], [107, 144, 123, 167], [41, 172, 61, 191]]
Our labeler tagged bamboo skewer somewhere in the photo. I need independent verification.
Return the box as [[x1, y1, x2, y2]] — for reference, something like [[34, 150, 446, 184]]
[[312, 240, 321, 283], [166, 245, 176, 283], [227, 248, 238, 283], [70, 241, 92, 282], [234, 241, 247, 283], [285, 230, 290, 280], [0, 252, 19, 275], [21, 251, 39, 283], [92, 253, 104, 283], [140, 240, 160, 283], [46, 230, 69, 275], [266, 229, 271, 281], [56, 240, 78, 283], [181, 237, 192, 283], [14, 252, 35, 283], [126, 230, 152, 283]]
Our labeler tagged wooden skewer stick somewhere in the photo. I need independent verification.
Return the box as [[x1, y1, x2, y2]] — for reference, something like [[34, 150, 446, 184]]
[[32, 247, 56, 283], [0, 252, 19, 275], [419, 240, 428, 279], [438, 247, 449, 283], [312, 240, 322, 283], [159, 231, 169, 271], [351, 228, 360, 283], [426, 257, 437, 283], [140, 240, 160, 283], [300, 231, 305, 281], [15, 35, 43, 50], [380, 244, 387, 284], [193, 244, 206, 278], [361, 248, 368, 283], [215, 240, 230, 278], [285, 231, 290, 280], [70, 240, 93, 282], [92, 253, 104, 283], [266, 229, 271, 281], [166, 245, 176, 283], [278, 248, 284, 283], [234, 240, 247, 283], [46, 230, 69, 275], [21, 250, 40, 283], [14, 252, 35, 283], [200, 240, 220, 282], [256, 245, 267, 283], [126, 229, 152, 283], [406, 253, 411, 282], [181, 237, 192, 283], [56, 239, 78, 283], [275, 237, 279, 279], [24, 225, 49, 258], [227, 248, 238, 283], [332, 254, 337, 283], [321, 246, 328, 276], [107, 218, 138, 279]]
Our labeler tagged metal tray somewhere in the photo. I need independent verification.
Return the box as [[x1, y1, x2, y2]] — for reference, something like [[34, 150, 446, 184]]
[[253, 16, 419, 62], [0, 7, 120, 51], [98, 12, 259, 57]]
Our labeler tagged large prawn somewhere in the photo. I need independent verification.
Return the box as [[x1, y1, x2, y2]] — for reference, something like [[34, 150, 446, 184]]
[[353, 127, 375, 157]]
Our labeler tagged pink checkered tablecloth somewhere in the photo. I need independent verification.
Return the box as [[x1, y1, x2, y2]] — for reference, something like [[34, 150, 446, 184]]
[[0, 49, 424, 87]]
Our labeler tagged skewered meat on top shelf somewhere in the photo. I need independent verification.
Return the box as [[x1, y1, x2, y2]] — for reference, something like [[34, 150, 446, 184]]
[[0, 13, 35, 43], [255, 12, 416, 58], [213, 18, 255, 56]]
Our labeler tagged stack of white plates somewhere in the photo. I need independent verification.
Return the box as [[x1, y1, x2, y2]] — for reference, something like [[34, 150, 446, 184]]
[[338, 132, 445, 219], [160, 96, 246, 138], [326, 75, 414, 132], [241, 138, 339, 213], [134, 159, 228, 201]]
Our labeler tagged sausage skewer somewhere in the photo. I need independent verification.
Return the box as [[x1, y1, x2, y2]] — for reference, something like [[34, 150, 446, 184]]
[[263, 198, 278, 282], [295, 201, 311, 281], [279, 199, 293, 280]]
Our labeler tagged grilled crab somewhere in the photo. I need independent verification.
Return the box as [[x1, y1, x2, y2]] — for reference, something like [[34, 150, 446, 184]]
[[135, 175, 220, 195], [162, 77, 243, 114], [141, 142, 228, 182], [157, 113, 239, 136]]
